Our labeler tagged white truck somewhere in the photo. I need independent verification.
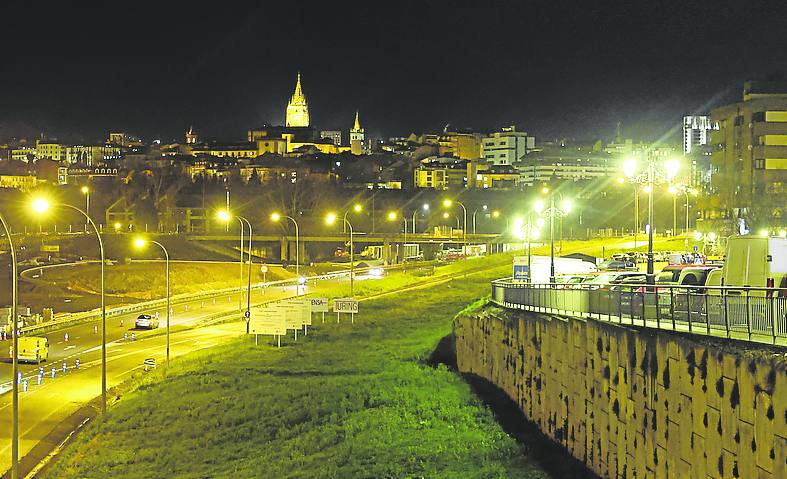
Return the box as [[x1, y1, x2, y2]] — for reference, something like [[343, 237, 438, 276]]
[[706, 236, 787, 290]]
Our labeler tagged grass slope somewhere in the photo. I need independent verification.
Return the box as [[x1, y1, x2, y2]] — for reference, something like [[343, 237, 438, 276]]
[[42, 262, 551, 479]]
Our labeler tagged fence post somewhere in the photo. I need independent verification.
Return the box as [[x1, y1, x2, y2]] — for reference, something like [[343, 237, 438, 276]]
[[686, 288, 692, 333], [705, 291, 710, 336], [745, 290, 752, 341], [723, 290, 731, 339]]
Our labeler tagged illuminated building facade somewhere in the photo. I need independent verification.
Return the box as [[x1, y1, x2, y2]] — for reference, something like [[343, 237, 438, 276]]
[[700, 81, 787, 234], [285, 73, 310, 127]]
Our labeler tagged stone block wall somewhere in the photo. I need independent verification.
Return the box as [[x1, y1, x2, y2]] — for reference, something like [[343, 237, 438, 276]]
[[453, 306, 787, 479]]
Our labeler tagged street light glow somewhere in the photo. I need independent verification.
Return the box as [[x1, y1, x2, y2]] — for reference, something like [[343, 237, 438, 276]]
[[217, 210, 231, 222], [80, 186, 89, 194], [623, 158, 637, 178], [387, 211, 397, 221], [353, 203, 362, 213], [325, 212, 337, 225], [536, 217, 545, 228], [422, 203, 430, 211], [541, 186, 549, 194], [442, 212, 450, 219], [442, 199, 453, 207], [492, 210, 501, 218], [133, 237, 147, 249], [643, 185, 652, 193], [665, 159, 680, 180], [113, 222, 121, 231], [759, 228, 769, 238], [617, 177, 625, 184], [270, 212, 281, 222], [31, 198, 50, 214], [533, 199, 544, 214], [779, 230, 787, 238], [561, 199, 572, 213]]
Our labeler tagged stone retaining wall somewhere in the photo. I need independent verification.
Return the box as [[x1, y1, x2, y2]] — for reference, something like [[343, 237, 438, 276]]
[[453, 305, 787, 478]]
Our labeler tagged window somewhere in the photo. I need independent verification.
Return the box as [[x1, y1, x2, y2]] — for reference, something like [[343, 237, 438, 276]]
[[734, 116, 744, 126], [752, 111, 766, 122], [754, 159, 765, 169]]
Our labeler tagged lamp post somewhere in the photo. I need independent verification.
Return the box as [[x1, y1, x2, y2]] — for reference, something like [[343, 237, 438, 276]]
[[271, 213, 300, 294], [343, 203, 362, 233], [443, 199, 467, 252], [443, 212, 460, 229], [217, 210, 252, 332], [326, 213, 354, 296], [81, 186, 90, 233], [133, 238, 170, 366], [387, 212, 408, 262], [412, 203, 429, 234], [218, 211, 244, 312], [472, 205, 488, 235], [537, 195, 571, 283], [32, 198, 107, 415], [0, 212, 19, 479]]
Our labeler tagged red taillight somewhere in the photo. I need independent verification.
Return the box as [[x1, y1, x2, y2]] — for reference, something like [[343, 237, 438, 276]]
[[767, 278, 774, 288]]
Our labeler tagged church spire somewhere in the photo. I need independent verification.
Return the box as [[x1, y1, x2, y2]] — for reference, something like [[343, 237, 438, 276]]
[[286, 72, 310, 127], [353, 111, 361, 131]]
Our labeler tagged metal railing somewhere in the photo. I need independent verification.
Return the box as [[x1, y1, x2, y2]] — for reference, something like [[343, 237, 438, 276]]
[[491, 279, 787, 346]]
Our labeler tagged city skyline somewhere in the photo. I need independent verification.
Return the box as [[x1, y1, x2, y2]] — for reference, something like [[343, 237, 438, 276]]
[[2, 1, 787, 143]]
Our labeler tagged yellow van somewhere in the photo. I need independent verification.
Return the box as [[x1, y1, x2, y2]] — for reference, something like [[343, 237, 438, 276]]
[[10, 336, 49, 364]]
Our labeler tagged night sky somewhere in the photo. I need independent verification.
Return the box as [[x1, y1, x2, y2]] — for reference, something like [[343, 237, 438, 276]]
[[2, 0, 786, 144]]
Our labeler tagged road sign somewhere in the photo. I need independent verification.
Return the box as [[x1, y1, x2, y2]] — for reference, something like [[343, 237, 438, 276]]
[[333, 298, 359, 314], [244, 310, 251, 319], [249, 306, 286, 336], [513, 257, 529, 281], [310, 298, 329, 313], [260, 265, 269, 274], [693, 245, 699, 252], [281, 299, 311, 327]]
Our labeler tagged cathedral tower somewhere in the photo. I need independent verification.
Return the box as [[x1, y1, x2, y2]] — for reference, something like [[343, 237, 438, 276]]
[[350, 111, 365, 155], [285, 73, 310, 127]]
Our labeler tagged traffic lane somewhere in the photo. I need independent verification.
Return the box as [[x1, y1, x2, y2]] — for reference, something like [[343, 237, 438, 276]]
[[0, 282, 312, 384], [0, 323, 245, 475], [0, 290, 261, 384]]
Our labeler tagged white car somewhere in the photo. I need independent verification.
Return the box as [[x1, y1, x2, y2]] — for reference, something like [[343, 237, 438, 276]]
[[135, 314, 159, 329]]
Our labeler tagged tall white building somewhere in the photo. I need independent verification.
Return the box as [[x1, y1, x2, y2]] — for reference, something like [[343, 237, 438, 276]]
[[482, 126, 535, 166], [682, 115, 718, 154]]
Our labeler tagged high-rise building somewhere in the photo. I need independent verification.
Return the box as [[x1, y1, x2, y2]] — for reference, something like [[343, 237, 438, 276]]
[[699, 80, 787, 235], [482, 126, 534, 166], [350, 111, 365, 155], [285, 73, 310, 128], [682, 115, 718, 154], [320, 130, 342, 146]]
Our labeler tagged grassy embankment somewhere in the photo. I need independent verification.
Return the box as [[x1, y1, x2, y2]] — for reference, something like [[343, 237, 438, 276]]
[[41, 255, 559, 479], [35, 262, 295, 299]]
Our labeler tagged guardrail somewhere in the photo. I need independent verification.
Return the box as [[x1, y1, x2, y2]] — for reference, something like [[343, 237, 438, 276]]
[[16, 262, 430, 335], [491, 279, 787, 347]]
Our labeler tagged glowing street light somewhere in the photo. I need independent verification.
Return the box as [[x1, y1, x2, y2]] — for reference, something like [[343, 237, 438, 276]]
[[113, 222, 122, 232], [343, 203, 363, 233], [216, 210, 252, 330], [31, 196, 108, 415], [132, 237, 171, 366], [623, 158, 637, 178], [326, 212, 355, 295], [271, 212, 300, 294], [0, 211, 20, 479]]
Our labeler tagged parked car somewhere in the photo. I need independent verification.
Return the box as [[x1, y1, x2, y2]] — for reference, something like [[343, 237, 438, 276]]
[[597, 259, 636, 271], [135, 314, 159, 329]]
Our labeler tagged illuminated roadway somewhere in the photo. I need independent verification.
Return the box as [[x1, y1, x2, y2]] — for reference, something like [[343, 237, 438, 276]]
[[0, 276, 359, 477]]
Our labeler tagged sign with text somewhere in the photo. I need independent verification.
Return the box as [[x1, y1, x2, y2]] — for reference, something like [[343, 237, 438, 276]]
[[310, 298, 329, 313], [249, 306, 286, 336], [513, 256, 530, 281], [279, 299, 311, 328], [333, 298, 359, 314]]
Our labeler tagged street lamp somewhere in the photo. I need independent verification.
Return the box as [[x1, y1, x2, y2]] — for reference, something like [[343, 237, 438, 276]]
[[443, 199, 467, 251], [113, 222, 122, 233], [412, 203, 429, 234], [271, 212, 300, 294], [538, 193, 572, 283], [81, 186, 90, 232], [326, 212, 354, 296], [387, 211, 408, 262], [217, 210, 252, 331], [343, 203, 362, 233], [622, 158, 640, 249], [442, 211, 460, 229], [0, 211, 19, 479], [471, 205, 488, 235], [32, 197, 108, 415], [133, 237, 171, 366]]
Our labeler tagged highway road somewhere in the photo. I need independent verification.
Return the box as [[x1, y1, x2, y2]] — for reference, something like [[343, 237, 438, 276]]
[[0, 276, 344, 477]]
